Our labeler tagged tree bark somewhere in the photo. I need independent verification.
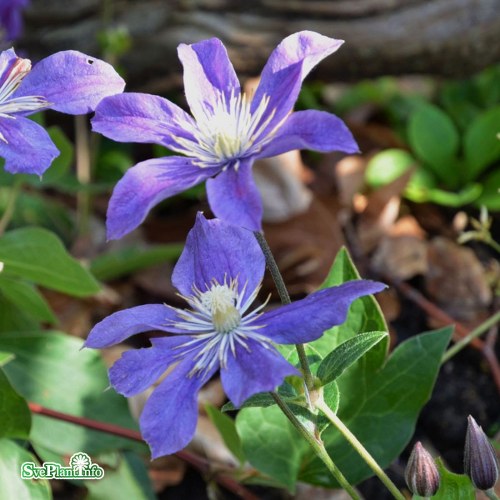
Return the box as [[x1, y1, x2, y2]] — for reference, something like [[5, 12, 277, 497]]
[[21, 0, 500, 90]]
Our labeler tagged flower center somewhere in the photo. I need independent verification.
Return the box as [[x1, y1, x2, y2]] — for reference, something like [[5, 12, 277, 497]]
[[172, 90, 280, 168], [200, 283, 241, 333], [0, 56, 49, 122]]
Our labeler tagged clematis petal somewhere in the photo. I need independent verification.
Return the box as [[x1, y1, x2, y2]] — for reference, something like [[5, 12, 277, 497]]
[[258, 110, 359, 158], [84, 304, 183, 349], [257, 280, 387, 344], [15, 50, 125, 115], [106, 156, 219, 240], [0, 116, 59, 175], [252, 31, 343, 130], [177, 38, 240, 120], [140, 356, 216, 458], [172, 212, 265, 302], [221, 339, 300, 407], [109, 336, 188, 397], [92, 93, 193, 150], [206, 159, 263, 232]]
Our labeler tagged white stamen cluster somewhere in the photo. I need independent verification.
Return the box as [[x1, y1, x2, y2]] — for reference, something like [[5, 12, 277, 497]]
[[170, 278, 272, 377], [0, 57, 49, 129], [172, 90, 283, 168]]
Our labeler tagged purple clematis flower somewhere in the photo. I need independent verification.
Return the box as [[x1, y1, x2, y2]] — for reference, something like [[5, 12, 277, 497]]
[[92, 31, 358, 240], [0, 47, 125, 175], [0, 0, 29, 43], [85, 213, 385, 458]]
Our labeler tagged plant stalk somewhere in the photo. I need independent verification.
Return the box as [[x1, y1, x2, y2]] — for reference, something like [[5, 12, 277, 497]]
[[270, 392, 360, 499], [442, 310, 500, 363], [0, 178, 23, 236], [254, 231, 315, 391], [316, 399, 405, 500], [485, 489, 500, 500]]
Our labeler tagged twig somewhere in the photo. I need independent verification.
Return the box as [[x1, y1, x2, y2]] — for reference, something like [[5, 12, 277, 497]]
[[28, 402, 259, 500], [392, 281, 500, 394]]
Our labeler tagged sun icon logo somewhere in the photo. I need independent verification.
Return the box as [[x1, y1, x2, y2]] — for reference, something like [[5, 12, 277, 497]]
[[69, 452, 91, 476]]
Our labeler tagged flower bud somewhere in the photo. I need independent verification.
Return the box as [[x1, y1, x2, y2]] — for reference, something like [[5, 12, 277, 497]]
[[405, 441, 440, 497], [464, 415, 499, 491]]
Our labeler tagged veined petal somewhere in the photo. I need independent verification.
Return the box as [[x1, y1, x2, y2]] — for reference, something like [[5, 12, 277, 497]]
[[140, 356, 215, 458], [106, 156, 219, 240], [206, 159, 263, 232], [0, 116, 59, 175], [15, 51, 125, 115], [172, 213, 265, 302], [252, 31, 344, 126], [109, 336, 188, 397], [92, 93, 193, 149], [257, 280, 387, 344], [258, 110, 359, 158], [221, 339, 300, 408], [178, 38, 240, 121], [84, 304, 183, 349]]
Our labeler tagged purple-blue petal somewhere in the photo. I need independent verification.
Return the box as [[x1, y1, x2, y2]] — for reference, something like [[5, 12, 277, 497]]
[[221, 339, 300, 408], [84, 304, 183, 349], [257, 280, 387, 344], [251, 31, 343, 130], [206, 159, 263, 232], [15, 51, 125, 115], [178, 38, 240, 117], [172, 213, 265, 303], [0, 116, 59, 175], [91, 93, 193, 150], [106, 156, 219, 240], [108, 336, 188, 397], [258, 110, 359, 159], [140, 356, 215, 458]]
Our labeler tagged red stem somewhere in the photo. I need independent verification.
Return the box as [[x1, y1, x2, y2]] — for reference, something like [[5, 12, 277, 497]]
[[28, 402, 258, 500]]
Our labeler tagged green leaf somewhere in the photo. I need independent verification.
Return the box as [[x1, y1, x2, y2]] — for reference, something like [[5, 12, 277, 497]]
[[0, 275, 57, 324], [301, 327, 452, 488], [464, 106, 500, 181], [205, 404, 246, 464], [236, 405, 307, 492], [222, 384, 297, 412], [317, 331, 388, 386], [0, 439, 51, 500], [236, 249, 451, 489], [0, 227, 100, 297], [0, 295, 38, 331], [408, 103, 461, 186], [0, 351, 15, 366], [429, 458, 475, 500], [475, 168, 500, 210], [90, 243, 183, 281], [365, 149, 416, 188], [0, 369, 31, 439], [0, 331, 144, 456], [0, 189, 74, 244]]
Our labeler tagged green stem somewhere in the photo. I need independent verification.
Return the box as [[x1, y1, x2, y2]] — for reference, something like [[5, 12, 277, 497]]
[[441, 311, 500, 364], [271, 392, 360, 500], [316, 399, 405, 500], [75, 115, 92, 236], [0, 178, 23, 236], [254, 231, 315, 390], [485, 489, 500, 500]]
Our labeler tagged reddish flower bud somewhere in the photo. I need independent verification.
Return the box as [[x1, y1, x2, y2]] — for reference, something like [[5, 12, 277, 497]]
[[405, 441, 440, 497], [464, 415, 499, 491]]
